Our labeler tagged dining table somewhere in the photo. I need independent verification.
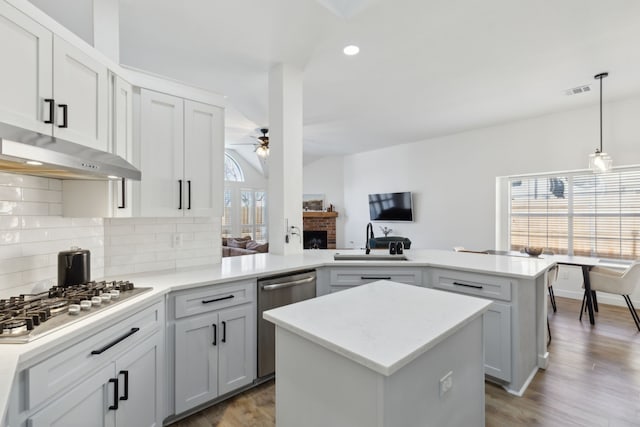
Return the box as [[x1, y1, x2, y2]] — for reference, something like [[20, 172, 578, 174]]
[[541, 254, 600, 325], [486, 250, 600, 325]]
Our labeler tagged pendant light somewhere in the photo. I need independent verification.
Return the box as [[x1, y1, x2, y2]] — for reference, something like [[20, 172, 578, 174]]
[[588, 72, 612, 173]]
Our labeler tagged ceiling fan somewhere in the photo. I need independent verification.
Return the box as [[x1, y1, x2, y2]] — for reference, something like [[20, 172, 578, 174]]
[[255, 128, 269, 158], [228, 128, 269, 158]]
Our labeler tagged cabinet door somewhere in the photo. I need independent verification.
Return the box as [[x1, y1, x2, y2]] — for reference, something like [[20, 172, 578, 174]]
[[175, 312, 219, 413], [28, 363, 116, 427], [138, 89, 184, 216], [184, 100, 224, 217], [52, 35, 108, 150], [218, 305, 255, 396], [484, 301, 512, 382], [0, 2, 53, 134], [115, 332, 163, 427], [112, 76, 134, 217]]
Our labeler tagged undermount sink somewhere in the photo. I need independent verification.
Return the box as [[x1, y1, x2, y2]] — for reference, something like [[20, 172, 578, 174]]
[[333, 253, 409, 261]]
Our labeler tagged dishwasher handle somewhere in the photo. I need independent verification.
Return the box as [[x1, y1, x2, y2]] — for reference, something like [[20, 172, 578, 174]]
[[261, 276, 315, 291]]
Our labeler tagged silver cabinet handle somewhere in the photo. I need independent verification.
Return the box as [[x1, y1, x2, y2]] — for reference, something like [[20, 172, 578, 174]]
[[261, 276, 315, 291]]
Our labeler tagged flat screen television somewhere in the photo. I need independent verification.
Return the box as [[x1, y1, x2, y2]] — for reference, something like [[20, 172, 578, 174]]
[[368, 192, 414, 222]]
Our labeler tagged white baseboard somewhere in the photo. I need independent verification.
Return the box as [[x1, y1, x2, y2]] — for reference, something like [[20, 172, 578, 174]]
[[552, 288, 638, 309]]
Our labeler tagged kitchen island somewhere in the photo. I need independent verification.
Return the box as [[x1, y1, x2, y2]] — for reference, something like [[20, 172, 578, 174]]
[[264, 280, 492, 427], [1, 249, 555, 426]]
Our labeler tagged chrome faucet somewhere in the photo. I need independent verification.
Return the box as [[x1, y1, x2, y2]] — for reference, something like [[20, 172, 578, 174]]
[[365, 222, 374, 254]]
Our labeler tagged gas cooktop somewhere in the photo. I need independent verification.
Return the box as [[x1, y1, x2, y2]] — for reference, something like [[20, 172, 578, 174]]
[[0, 281, 152, 343]]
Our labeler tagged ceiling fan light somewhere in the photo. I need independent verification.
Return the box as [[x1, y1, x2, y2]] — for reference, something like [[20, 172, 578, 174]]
[[256, 145, 269, 158]]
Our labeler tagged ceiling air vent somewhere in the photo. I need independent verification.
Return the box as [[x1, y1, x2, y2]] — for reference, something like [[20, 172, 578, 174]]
[[564, 84, 592, 96]]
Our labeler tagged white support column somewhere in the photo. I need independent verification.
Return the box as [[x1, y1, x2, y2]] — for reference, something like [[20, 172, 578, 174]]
[[268, 64, 304, 255], [93, 0, 119, 62]]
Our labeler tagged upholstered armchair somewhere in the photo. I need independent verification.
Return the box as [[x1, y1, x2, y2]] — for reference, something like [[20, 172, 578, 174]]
[[584, 262, 640, 331]]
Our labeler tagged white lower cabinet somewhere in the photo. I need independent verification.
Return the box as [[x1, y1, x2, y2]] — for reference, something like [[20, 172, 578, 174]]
[[217, 306, 255, 395], [317, 266, 423, 295], [27, 332, 161, 427], [114, 332, 163, 427], [426, 266, 543, 394], [174, 281, 256, 414], [28, 363, 116, 427], [7, 300, 164, 427], [483, 302, 512, 382]]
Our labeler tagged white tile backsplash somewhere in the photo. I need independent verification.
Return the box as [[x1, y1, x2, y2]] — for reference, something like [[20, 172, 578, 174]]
[[103, 217, 221, 276], [0, 172, 104, 295], [0, 172, 222, 295]]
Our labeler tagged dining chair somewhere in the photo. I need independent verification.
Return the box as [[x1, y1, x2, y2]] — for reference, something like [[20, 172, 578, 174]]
[[547, 264, 559, 313], [541, 250, 559, 313], [582, 262, 640, 331]]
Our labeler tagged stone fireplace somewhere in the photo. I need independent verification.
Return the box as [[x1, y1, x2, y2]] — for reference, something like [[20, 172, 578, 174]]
[[302, 211, 338, 249]]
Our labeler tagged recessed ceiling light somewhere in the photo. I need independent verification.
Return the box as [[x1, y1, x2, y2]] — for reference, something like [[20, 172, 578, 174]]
[[343, 45, 360, 56], [25, 160, 43, 166]]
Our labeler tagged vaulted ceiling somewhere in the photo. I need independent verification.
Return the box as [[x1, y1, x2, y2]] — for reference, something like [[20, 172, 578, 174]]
[[30, 0, 640, 165]]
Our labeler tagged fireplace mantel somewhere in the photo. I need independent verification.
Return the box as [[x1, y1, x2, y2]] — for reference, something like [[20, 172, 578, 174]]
[[303, 211, 338, 218]]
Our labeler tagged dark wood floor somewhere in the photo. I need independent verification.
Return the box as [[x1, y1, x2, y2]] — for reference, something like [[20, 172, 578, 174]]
[[170, 296, 640, 427]]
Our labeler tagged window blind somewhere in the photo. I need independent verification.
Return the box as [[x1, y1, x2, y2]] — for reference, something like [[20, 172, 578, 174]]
[[509, 168, 640, 260]]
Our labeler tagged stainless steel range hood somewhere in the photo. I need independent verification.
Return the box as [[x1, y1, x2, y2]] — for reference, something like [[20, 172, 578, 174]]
[[0, 122, 141, 180]]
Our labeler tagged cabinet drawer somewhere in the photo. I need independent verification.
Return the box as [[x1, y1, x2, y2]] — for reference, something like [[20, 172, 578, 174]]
[[26, 299, 164, 410], [329, 267, 422, 287], [174, 279, 255, 319], [429, 268, 512, 301]]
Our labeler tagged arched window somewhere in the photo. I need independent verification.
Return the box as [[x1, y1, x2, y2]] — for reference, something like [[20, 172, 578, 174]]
[[222, 152, 267, 248], [224, 152, 244, 182]]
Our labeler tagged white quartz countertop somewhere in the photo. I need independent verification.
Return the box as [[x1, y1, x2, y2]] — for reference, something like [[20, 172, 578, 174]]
[[0, 248, 555, 422], [264, 280, 492, 376]]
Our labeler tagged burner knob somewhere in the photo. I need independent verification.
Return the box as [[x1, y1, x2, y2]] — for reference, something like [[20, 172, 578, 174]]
[[25, 318, 34, 331]]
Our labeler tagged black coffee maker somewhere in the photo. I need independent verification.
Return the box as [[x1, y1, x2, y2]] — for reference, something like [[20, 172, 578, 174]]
[[58, 247, 90, 287]]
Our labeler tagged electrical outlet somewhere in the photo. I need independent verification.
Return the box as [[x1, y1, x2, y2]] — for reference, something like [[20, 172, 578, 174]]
[[439, 371, 453, 397], [173, 233, 183, 248]]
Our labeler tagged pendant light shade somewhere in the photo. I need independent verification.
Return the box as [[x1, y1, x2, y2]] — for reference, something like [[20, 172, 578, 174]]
[[589, 72, 612, 173]]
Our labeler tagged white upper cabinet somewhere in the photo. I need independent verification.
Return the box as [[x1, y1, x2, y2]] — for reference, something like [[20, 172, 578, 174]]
[[0, 1, 53, 134], [52, 34, 109, 150], [137, 89, 223, 217], [138, 89, 184, 217], [184, 100, 224, 217], [111, 75, 134, 216], [0, 3, 108, 150], [62, 73, 133, 218]]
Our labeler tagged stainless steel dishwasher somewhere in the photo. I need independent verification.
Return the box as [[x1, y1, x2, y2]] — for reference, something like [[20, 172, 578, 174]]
[[257, 269, 316, 379]]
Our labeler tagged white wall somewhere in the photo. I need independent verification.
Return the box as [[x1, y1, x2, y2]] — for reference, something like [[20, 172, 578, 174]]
[[342, 95, 640, 250], [303, 156, 345, 247], [27, 0, 94, 45], [340, 95, 640, 306]]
